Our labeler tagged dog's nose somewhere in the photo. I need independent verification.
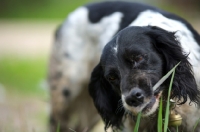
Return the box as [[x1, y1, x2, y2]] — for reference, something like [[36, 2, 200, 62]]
[[125, 88, 144, 107]]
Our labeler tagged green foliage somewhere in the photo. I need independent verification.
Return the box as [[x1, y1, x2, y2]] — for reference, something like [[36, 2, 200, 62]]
[[0, 0, 198, 20], [158, 97, 163, 132], [0, 0, 92, 19], [56, 123, 60, 132], [193, 118, 200, 132], [163, 70, 175, 132], [133, 112, 142, 132], [153, 62, 180, 91], [0, 57, 48, 96]]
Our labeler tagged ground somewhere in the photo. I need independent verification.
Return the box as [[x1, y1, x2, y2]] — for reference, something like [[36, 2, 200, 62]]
[[0, 20, 59, 132], [0, 19, 199, 132]]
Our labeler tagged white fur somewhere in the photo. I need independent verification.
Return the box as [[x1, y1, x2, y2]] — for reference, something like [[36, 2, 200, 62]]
[[113, 45, 118, 53], [88, 11, 123, 50], [57, 7, 123, 98]]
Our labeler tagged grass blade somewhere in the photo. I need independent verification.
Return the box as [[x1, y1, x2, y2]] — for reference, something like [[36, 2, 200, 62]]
[[193, 118, 200, 132], [164, 70, 176, 132], [56, 123, 60, 132], [153, 62, 180, 91], [134, 112, 142, 132], [158, 96, 163, 132]]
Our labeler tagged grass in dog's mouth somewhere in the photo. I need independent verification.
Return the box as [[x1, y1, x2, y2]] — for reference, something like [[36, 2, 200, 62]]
[[133, 62, 180, 132], [142, 96, 156, 113], [134, 112, 142, 132]]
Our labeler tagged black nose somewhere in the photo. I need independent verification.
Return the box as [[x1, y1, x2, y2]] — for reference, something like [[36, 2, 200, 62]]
[[125, 88, 144, 107]]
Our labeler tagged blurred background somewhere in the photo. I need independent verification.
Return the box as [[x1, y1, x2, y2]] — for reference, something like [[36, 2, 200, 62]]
[[0, 0, 199, 132]]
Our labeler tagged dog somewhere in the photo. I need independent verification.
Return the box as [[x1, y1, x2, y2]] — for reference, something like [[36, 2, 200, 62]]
[[48, 1, 200, 132]]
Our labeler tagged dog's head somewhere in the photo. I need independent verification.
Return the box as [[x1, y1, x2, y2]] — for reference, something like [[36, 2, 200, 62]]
[[89, 26, 200, 129]]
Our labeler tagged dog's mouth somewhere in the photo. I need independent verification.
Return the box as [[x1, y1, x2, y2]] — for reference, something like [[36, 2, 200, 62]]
[[141, 92, 162, 116], [122, 91, 162, 116]]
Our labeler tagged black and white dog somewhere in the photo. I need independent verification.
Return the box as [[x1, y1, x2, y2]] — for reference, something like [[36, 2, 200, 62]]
[[49, 1, 200, 132]]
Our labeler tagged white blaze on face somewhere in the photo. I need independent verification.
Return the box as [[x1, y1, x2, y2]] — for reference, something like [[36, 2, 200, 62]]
[[113, 44, 118, 53]]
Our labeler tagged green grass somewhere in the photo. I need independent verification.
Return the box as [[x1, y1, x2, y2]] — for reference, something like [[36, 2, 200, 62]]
[[133, 63, 179, 132], [163, 70, 176, 132], [0, 0, 92, 19], [0, 57, 48, 96], [158, 96, 163, 132], [193, 118, 200, 132], [133, 112, 142, 132], [56, 123, 60, 132]]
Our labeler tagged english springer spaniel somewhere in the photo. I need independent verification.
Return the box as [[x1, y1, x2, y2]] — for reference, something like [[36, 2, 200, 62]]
[[48, 1, 200, 132]]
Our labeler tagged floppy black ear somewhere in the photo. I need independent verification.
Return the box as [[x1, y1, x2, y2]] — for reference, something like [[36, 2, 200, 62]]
[[88, 63, 124, 130], [147, 26, 200, 105]]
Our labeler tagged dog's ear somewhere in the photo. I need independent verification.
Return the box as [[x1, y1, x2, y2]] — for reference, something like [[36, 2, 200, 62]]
[[89, 63, 124, 130], [147, 26, 200, 105]]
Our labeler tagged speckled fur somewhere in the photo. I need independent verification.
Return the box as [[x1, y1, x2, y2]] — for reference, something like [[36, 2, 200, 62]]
[[48, 6, 121, 132]]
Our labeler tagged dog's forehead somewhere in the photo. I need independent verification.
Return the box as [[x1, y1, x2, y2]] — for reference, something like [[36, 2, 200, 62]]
[[100, 27, 152, 69], [113, 27, 153, 57], [117, 26, 150, 47]]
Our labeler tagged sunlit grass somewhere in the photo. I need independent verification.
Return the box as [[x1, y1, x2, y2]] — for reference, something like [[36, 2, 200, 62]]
[[0, 0, 197, 20], [0, 57, 48, 96], [0, 0, 92, 19]]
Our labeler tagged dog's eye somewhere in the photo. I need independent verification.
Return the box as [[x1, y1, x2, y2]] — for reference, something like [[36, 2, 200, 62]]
[[134, 54, 147, 63], [135, 55, 144, 62], [108, 75, 116, 81], [135, 56, 144, 62]]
